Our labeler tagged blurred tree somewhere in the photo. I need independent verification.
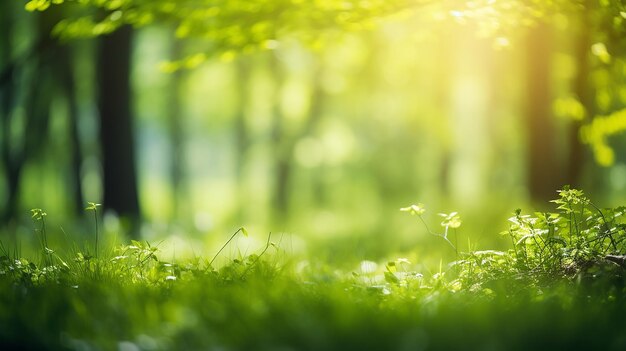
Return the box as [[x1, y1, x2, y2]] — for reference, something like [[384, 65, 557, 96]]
[[97, 25, 141, 236], [0, 0, 20, 222], [270, 57, 290, 220], [525, 22, 563, 202], [27, 0, 417, 64], [1, 5, 85, 221], [234, 57, 251, 222], [306, 68, 327, 206], [270, 54, 326, 222], [25, 0, 416, 230], [20, 0, 626, 220], [435, 30, 454, 198], [167, 35, 186, 221], [567, 0, 593, 188], [572, 2, 626, 167], [56, 29, 85, 216]]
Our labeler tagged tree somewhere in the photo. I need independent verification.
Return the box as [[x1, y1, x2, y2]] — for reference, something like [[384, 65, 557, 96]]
[[26, 0, 420, 61], [578, 1, 626, 167], [24, 0, 626, 211], [0, 1, 21, 222], [566, 0, 593, 188], [97, 25, 141, 235], [166, 36, 187, 221], [524, 22, 563, 202], [1, 5, 85, 221], [25, 0, 422, 229]]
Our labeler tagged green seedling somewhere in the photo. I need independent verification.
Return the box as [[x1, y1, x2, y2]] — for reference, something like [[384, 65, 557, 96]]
[[85, 202, 101, 258], [30, 208, 51, 266], [400, 204, 461, 253]]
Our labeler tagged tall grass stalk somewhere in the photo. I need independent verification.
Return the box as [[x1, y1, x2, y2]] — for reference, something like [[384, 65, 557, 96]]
[[210, 227, 247, 267]]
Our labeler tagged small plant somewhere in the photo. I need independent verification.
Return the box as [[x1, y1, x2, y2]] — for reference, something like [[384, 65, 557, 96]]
[[209, 227, 248, 268], [239, 232, 274, 279], [30, 208, 52, 266], [85, 202, 101, 258], [400, 204, 461, 253], [501, 186, 626, 278], [401, 187, 626, 294]]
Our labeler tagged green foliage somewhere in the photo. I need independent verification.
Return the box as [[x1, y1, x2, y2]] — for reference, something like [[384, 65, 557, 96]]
[[25, 0, 417, 67], [16, 187, 624, 296], [400, 203, 460, 252], [17, 0, 626, 183], [500, 186, 626, 277], [4, 189, 626, 349], [439, 211, 462, 229], [399, 203, 425, 216], [400, 186, 626, 294], [581, 107, 626, 166]]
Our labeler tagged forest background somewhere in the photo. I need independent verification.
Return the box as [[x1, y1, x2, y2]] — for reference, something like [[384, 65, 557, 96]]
[[2, 0, 626, 265]]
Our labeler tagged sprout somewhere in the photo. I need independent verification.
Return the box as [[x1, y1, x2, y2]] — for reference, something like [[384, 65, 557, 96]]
[[439, 212, 462, 229], [400, 204, 426, 216], [85, 202, 101, 211]]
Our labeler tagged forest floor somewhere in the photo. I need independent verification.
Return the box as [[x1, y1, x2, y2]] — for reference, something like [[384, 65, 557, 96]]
[[2, 188, 626, 350]]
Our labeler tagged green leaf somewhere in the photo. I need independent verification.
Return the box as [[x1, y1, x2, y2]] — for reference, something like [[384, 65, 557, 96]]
[[440, 212, 462, 229], [241, 227, 248, 237], [30, 208, 47, 220], [400, 203, 426, 215], [85, 202, 101, 211], [25, 0, 50, 12], [384, 271, 400, 284]]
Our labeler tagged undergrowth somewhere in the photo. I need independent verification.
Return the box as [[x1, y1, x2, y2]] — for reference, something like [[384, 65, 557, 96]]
[[2, 187, 626, 350]]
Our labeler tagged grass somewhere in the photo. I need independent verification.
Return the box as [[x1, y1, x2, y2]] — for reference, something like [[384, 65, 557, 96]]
[[2, 187, 626, 350]]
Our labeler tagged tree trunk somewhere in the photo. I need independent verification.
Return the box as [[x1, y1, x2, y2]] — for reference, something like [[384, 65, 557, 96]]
[[0, 1, 15, 222], [1, 10, 52, 222], [234, 59, 250, 183], [56, 42, 85, 215], [525, 23, 562, 202], [167, 38, 185, 221], [97, 25, 140, 236], [270, 57, 290, 222], [233, 58, 250, 222], [567, 3, 592, 188], [270, 57, 326, 221], [307, 70, 326, 206]]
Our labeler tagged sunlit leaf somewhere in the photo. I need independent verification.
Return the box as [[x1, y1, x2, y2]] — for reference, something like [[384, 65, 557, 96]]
[[400, 204, 426, 216]]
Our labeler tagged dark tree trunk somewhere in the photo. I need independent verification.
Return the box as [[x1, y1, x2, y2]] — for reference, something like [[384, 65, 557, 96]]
[[97, 25, 140, 235], [0, 1, 15, 222], [525, 23, 562, 202], [567, 4, 593, 188], [1, 7, 85, 222], [56, 43, 85, 215], [1, 10, 52, 222]]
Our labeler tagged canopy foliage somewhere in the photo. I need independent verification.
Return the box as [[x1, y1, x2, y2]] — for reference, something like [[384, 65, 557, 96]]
[[25, 0, 626, 166]]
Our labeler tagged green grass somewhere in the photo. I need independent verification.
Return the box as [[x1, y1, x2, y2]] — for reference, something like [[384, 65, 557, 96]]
[[2, 187, 626, 350]]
